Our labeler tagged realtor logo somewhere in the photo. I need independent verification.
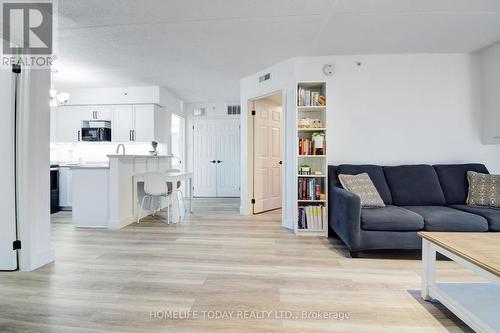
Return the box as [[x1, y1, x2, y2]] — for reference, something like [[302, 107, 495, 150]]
[[2, 1, 53, 55]]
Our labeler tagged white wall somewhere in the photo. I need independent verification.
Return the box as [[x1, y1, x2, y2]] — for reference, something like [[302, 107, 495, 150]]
[[476, 42, 500, 145], [294, 54, 500, 169], [241, 53, 500, 227], [64, 86, 161, 105], [240, 59, 295, 218]]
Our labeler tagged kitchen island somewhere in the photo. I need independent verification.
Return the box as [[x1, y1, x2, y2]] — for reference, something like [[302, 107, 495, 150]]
[[70, 155, 173, 229]]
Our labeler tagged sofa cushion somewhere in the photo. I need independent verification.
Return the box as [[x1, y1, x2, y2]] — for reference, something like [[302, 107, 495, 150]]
[[338, 173, 385, 208], [404, 206, 489, 232], [450, 205, 500, 231], [467, 171, 500, 208], [383, 165, 446, 206], [336, 165, 392, 204], [361, 206, 424, 231], [434, 164, 489, 205]]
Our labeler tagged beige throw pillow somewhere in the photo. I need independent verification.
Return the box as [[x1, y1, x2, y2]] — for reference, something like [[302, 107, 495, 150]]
[[338, 173, 385, 208], [467, 171, 500, 208]]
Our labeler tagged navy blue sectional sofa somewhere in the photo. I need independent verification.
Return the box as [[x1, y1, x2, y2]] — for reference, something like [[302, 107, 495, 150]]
[[328, 164, 500, 257]]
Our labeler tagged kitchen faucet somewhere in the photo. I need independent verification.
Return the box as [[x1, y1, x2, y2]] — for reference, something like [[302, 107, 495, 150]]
[[116, 144, 126, 155]]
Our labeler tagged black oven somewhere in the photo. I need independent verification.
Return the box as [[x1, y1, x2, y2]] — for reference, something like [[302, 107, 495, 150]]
[[81, 127, 112, 142], [50, 165, 60, 213]]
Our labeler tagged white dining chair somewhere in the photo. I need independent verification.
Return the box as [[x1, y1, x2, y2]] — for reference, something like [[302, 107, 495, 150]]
[[137, 172, 171, 224], [168, 168, 188, 214]]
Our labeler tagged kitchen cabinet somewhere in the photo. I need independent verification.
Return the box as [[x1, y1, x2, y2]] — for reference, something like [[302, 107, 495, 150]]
[[112, 105, 135, 142], [84, 105, 112, 121], [59, 167, 73, 209], [54, 106, 85, 142], [52, 104, 167, 143], [133, 105, 155, 142], [112, 104, 163, 143]]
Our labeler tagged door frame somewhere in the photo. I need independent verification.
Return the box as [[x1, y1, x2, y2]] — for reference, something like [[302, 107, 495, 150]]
[[247, 90, 286, 216], [171, 112, 186, 171]]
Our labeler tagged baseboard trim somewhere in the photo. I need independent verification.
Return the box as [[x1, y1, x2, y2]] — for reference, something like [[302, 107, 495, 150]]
[[22, 248, 55, 271], [108, 217, 134, 230]]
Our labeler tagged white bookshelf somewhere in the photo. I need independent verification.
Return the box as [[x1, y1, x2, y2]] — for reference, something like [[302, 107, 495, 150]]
[[295, 82, 328, 237]]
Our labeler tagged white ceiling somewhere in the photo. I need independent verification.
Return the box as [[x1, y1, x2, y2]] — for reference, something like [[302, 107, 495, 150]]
[[54, 0, 500, 102]]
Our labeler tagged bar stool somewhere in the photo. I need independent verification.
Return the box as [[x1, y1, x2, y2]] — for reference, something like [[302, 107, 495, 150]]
[[168, 168, 188, 214], [137, 172, 171, 224]]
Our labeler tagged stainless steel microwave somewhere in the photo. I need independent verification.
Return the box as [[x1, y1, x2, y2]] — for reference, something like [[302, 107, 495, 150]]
[[81, 127, 111, 141]]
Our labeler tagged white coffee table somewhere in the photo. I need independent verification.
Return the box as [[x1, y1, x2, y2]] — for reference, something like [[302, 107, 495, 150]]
[[419, 232, 500, 333]]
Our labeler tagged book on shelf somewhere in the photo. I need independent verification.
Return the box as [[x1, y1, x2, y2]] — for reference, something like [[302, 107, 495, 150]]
[[298, 138, 325, 155], [298, 205, 326, 230], [297, 87, 323, 107], [298, 178, 322, 200]]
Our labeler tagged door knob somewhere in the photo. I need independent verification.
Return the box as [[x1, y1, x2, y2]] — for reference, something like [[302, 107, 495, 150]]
[[279, 161, 283, 165], [210, 160, 216, 163], [217, 160, 222, 163]]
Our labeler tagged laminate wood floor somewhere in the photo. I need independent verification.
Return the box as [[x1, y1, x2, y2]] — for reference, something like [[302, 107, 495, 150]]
[[0, 198, 481, 333]]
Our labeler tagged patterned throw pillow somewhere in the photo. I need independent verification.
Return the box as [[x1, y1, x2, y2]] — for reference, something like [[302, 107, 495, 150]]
[[338, 173, 385, 208], [467, 171, 500, 208]]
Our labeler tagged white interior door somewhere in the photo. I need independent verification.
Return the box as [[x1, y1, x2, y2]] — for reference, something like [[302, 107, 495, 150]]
[[216, 119, 240, 197], [253, 101, 282, 213], [193, 119, 217, 197], [0, 69, 18, 270]]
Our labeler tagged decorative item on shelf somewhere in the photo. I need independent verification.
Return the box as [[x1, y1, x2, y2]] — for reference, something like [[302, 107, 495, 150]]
[[314, 171, 323, 176], [311, 119, 323, 128], [299, 164, 311, 175], [298, 118, 311, 128], [311, 132, 326, 155], [318, 95, 326, 106]]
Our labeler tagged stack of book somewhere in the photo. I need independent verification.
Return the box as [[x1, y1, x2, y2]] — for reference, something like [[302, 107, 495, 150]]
[[297, 87, 321, 106], [298, 205, 326, 230], [298, 178, 321, 200], [298, 138, 314, 155]]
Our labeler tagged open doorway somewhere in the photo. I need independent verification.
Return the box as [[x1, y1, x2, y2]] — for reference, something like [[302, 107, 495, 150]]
[[251, 92, 283, 214], [171, 113, 185, 170]]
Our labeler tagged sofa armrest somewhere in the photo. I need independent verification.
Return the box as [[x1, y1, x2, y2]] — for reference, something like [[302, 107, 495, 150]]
[[329, 186, 362, 250]]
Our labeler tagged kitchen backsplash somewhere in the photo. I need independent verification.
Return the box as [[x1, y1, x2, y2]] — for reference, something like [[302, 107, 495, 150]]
[[50, 142, 168, 163]]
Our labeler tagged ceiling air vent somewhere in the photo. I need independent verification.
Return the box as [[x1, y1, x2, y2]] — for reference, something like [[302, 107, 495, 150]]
[[193, 108, 206, 117], [259, 73, 271, 83], [227, 105, 241, 115]]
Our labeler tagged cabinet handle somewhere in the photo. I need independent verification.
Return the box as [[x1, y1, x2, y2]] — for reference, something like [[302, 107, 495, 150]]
[[132, 130, 136, 141], [129, 130, 132, 141], [77, 130, 80, 141]]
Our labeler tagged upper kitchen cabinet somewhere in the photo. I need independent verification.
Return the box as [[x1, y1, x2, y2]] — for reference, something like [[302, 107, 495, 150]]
[[112, 105, 135, 142], [112, 104, 167, 143], [84, 105, 112, 121], [53, 104, 168, 143], [54, 106, 86, 142]]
